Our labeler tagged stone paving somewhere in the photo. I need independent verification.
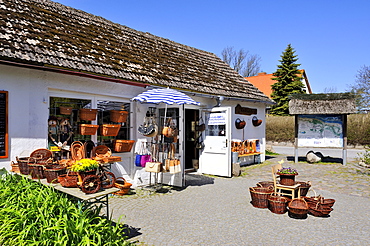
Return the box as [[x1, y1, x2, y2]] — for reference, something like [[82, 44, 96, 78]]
[[109, 155, 370, 246]]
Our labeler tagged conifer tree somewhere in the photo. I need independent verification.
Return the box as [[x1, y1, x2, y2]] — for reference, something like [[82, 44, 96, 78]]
[[270, 44, 306, 115]]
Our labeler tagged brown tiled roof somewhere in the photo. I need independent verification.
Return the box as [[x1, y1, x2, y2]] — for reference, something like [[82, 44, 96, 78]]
[[0, 0, 273, 103]]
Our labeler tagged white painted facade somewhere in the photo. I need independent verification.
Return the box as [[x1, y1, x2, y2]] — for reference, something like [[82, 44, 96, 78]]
[[0, 63, 268, 187]]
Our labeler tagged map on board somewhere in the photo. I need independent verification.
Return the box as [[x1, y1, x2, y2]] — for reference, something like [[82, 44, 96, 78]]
[[297, 115, 343, 147]]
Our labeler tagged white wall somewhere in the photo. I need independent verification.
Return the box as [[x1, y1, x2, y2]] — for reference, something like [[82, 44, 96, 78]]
[[0, 63, 268, 186]]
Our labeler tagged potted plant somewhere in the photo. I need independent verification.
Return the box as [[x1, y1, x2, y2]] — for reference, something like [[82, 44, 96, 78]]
[[277, 167, 298, 185], [68, 159, 99, 184]]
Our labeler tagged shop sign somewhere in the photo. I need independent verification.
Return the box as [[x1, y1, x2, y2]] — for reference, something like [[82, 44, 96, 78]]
[[208, 113, 226, 125]]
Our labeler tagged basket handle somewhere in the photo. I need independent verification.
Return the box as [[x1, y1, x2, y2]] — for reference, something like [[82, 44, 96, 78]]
[[116, 177, 126, 184]]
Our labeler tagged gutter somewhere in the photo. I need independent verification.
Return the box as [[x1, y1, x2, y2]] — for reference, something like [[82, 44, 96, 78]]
[[0, 59, 147, 88]]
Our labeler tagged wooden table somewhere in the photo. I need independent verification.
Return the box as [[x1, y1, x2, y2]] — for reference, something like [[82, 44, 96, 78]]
[[19, 174, 120, 218]]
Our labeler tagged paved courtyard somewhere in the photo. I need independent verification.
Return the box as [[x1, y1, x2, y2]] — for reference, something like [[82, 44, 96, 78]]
[[109, 154, 370, 246]]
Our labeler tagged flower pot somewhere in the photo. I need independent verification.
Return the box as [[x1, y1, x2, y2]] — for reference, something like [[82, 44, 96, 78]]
[[278, 173, 297, 186]]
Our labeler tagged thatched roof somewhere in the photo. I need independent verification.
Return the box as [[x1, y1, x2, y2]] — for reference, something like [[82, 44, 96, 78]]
[[289, 93, 356, 115], [0, 0, 273, 103]]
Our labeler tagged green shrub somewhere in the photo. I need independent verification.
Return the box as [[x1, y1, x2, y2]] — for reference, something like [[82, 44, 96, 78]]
[[0, 171, 134, 246]]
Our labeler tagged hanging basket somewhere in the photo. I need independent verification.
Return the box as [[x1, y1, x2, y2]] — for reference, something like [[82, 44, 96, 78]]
[[79, 124, 99, 135], [79, 108, 98, 121], [59, 106, 73, 115], [113, 140, 135, 152], [100, 124, 121, 136], [110, 110, 128, 123], [249, 186, 274, 208], [268, 195, 288, 214]]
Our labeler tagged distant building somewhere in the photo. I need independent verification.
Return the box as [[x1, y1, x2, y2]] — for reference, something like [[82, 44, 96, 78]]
[[246, 70, 312, 98]]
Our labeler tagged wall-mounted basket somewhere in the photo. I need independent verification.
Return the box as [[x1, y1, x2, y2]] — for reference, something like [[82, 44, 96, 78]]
[[79, 108, 98, 121], [79, 124, 99, 135], [110, 110, 128, 123], [113, 140, 135, 152], [100, 124, 121, 136], [59, 106, 73, 115]]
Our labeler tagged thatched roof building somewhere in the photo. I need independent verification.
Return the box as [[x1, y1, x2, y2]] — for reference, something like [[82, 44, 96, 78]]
[[289, 93, 357, 115]]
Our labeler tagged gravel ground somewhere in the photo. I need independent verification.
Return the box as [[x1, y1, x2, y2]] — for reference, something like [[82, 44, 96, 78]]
[[109, 155, 370, 246]]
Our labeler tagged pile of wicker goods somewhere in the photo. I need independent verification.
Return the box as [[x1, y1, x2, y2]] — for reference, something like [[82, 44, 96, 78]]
[[249, 186, 274, 208], [16, 156, 31, 175], [28, 149, 53, 179], [268, 195, 288, 214], [306, 196, 335, 217], [114, 177, 132, 196], [288, 197, 309, 219]]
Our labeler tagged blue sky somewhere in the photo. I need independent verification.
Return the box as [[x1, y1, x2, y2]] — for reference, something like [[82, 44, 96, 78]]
[[55, 0, 369, 93]]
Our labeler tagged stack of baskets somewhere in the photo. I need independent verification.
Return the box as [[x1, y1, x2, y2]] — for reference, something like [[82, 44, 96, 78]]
[[44, 164, 66, 183], [28, 149, 53, 179]]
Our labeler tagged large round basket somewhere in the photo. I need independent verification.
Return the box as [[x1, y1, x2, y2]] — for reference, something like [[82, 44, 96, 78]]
[[249, 186, 274, 208], [44, 165, 66, 183], [288, 198, 308, 219], [28, 164, 46, 179], [268, 195, 288, 214]]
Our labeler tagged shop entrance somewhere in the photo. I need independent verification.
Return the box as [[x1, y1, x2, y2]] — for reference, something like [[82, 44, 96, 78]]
[[184, 109, 200, 171]]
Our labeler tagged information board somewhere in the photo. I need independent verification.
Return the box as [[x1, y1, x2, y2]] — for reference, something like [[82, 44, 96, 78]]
[[0, 91, 8, 158], [297, 114, 343, 148]]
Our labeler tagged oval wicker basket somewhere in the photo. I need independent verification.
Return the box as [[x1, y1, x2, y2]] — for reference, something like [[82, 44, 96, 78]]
[[110, 110, 128, 123], [79, 108, 98, 121], [288, 197, 308, 219], [114, 177, 132, 196]]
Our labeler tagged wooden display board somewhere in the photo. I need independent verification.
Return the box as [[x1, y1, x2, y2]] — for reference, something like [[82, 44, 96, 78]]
[[0, 91, 8, 158]]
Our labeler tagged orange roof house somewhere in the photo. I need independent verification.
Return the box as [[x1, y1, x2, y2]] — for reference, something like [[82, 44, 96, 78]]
[[246, 70, 312, 98]]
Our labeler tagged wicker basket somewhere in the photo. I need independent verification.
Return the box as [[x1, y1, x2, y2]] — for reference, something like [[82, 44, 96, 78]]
[[79, 124, 99, 135], [100, 124, 121, 136], [58, 173, 78, 188], [256, 181, 274, 189], [296, 181, 311, 196], [59, 106, 73, 115], [79, 108, 98, 121], [268, 195, 288, 214], [110, 110, 128, 123], [114, 177, 132, 196], [288, 197, 308, 219], [113, 140, 135, 152], [11, 161, 20, 173], [249, 186, 274, 208], [16, 156, 30, 175], [28, 164, 46, 179], [44, 165, 66, 183]]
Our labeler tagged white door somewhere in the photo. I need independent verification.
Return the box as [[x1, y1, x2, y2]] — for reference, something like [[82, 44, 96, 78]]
[[200, 107, 231, 177]]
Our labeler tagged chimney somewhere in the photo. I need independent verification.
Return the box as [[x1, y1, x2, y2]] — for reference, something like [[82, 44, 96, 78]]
[[258, 72, 267, 76]]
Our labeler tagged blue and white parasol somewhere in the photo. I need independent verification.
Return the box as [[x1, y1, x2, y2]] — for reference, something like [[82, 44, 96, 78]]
[[131, 88, 200, 106]]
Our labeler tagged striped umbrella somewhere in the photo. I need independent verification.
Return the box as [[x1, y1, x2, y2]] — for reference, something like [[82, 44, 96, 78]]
[[131, 88, 200, 106]]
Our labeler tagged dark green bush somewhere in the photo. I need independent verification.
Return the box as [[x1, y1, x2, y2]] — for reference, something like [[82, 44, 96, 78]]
[[0, 171, 134, 246]]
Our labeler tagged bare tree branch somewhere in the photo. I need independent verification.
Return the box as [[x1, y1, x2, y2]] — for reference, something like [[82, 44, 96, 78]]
[[220, 47, 261, 77]]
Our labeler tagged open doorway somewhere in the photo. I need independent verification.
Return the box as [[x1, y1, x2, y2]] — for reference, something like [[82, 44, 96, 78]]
[[184, 109, 200, 171]]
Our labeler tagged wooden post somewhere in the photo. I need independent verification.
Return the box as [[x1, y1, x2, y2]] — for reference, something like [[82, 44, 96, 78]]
[[294, 115, 298, 163], [342, 114, 347, 165]]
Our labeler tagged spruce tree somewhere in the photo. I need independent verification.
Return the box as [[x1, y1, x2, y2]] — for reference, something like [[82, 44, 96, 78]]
[[270, 44, 306, 115]]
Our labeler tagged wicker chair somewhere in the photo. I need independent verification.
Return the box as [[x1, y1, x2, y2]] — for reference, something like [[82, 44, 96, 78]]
[[271, 163, 301, 199]]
